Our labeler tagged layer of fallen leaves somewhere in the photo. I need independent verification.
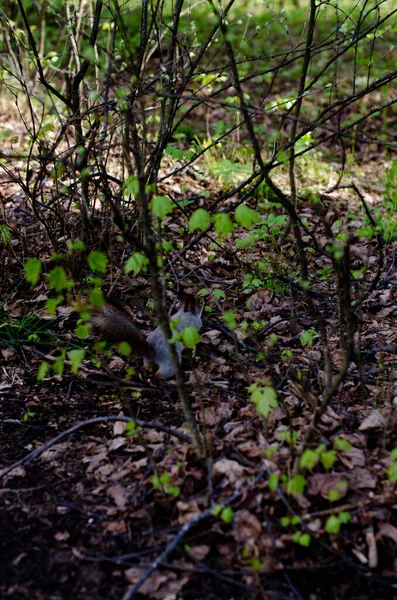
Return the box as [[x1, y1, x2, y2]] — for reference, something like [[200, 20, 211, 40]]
[[1, 104, 397, 600]]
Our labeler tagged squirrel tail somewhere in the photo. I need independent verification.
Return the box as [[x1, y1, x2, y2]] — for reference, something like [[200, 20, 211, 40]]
[[91, 304, 154, 360]]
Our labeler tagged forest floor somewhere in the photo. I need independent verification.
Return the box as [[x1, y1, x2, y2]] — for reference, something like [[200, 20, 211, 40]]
[[1, 97, 397, 600]]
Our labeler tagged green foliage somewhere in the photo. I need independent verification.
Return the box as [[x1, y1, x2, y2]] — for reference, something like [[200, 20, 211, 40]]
[[249, 382, 278, 418], [223, 310, 237, 330], [23, 411, 36, 423], [387, 448, 397, 482], [212, 288, 226, 300], [292, 531, 311, 547], [281, 349, 293, 362], [118, 341, 132, 356], [124, 252, 149, 276], [328, 481, 348, 502], [189, 208, 211, 232], [325, 512, 351, 534], [48, 266, 73, 291], [46, 295, 64, 314], [75, 323, 90, 340], [220, 506, 234, 524], [300, 449, 320, 471], [24, 258, 42, 286], [268, 472, 279, 491], [67, 239, 86, 252], [165, 145, 194, 162], [300, 329, 318, 348], [126, 420, 138, 436], [151, 195, 173, 219], [182, 326, 200, 349], [37, 361, 49, 381], [87, 251, 108, 274], [287, 475, 306, 496], [123, 175, 139, 196], [213, 212, 234, 236], [89, 287, 105, 309], [0, 224, 11, 245], [234, 203, 260, 229], [68, 349, 85, 375], [333, 438, 352, 452], [152, 472, 180, 497], [321, 450, 337, 470]]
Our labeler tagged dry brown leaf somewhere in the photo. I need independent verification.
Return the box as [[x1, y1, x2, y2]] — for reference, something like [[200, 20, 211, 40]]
[[108, 356, 125, 371], [107, 484, 128, 510], [307, 473, 349, 499], [125, 567, 190, 599], [103, 520, 126, 534], [233, 510, 262, 546], [187, 545, 211, 561], [377, 522, 397, 544], [359, 410, 386, 432]]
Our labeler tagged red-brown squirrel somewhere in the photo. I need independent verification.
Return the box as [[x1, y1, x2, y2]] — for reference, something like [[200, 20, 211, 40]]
[[91, 298, 202, 378]]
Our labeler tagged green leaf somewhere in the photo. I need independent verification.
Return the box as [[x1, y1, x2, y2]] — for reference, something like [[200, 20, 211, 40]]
[[124, 252, 149, 276], [281, 517, 291, 527], [37, 361, 49, 381], [287, 475, 307, 496], [325, 515, 340, 534], [328, 489, 342, 502], [24, 258, 42, 286], [182, 326, 200, 349], [268, 472, 279, 491], [126, 420, 138, 436], [300, 329, 318, 348], [334, 438, 352, 452], [166, 486, 180, 498], [76, 323, 90, 340], [48, 267, 71, 291], [46, 295, 64, 314], [123, 175, 139, 195], [299, 449, 319, 471], [212, 289, 226, 300], [220, 507, 234, 524], [291, 515, 301, 525], [321, 450, 337, 470], [388, 461, 397, 482], [189, 208, 211, 232], [151, 195, 172, 219], [234, 203, 260, 229], [68, 349, 85, 375], [339, 511, 351, 525], [212, 504, 223, 516], [52, 359, 64, 376], [390, 448, 397, 460], [249, 384, 278, 418], [67, 239, 86, 251], [298, 533, 311, 547], [89, 287, 105, 309], [223, 310, 237, 330], [213, 212, 234, 236], [160, 473, 171, 485], [88, 251, 108, 274], [118, 341, 132, 356], [0, 224, 11, 245]]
